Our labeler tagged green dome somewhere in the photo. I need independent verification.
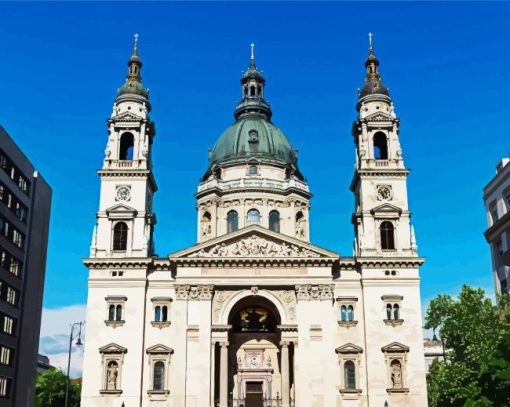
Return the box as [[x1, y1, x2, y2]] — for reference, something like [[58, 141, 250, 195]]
[[207, 116, 300, 175], [117, 80, 149, 98]]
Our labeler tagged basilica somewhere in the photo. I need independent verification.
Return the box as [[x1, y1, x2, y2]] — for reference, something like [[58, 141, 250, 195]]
[[81, 37, 428, 407]]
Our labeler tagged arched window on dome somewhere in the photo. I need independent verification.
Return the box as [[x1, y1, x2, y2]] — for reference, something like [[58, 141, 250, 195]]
[[227, 210, 239, 233], [373, 132, 388, 160], [380, 221, 395, 250], [119, 133, 134, 160], [113, 222, 128, 251], [250, 86, 256, 97], [247, 209, 260, 225], [269, 210, 280, 233]]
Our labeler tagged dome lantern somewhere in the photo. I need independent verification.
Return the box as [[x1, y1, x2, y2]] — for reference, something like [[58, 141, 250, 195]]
[[234, 44, 272, 121]]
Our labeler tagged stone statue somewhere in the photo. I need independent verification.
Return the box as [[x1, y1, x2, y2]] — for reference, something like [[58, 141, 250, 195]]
[[107, 361, 118, 390], [391, 361, 402, 388], [296, 217, 305, 238], [201, 218, 211, 238]]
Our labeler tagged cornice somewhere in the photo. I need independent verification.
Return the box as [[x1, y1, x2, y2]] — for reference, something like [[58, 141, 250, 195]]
[[98, 169, 158, 192], [356, 256, 425, 268], [172, 257, 335, 268], [83, 257, 153, 269]]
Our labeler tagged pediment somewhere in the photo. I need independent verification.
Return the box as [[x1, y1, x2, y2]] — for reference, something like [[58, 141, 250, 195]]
[[106, 203, 138, 218], [99, 343, 127, 354], [336, 343, 363, 354], [370, 203, 402, 216], [365, 111, 395, 122], [146, 344, 174, 354], [171, 225, 338, 260], [381, 342, 410, 353], [111, 111, 143, 123]]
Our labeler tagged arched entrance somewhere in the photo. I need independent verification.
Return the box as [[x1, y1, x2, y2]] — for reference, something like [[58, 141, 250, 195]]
[[212, 294, 294, 407]]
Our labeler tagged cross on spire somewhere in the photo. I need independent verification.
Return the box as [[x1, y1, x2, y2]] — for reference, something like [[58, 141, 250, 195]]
[[134, 33, 139, 50]]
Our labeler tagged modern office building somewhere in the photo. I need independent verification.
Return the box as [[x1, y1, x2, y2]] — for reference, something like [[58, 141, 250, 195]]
[[484, 154, 510, 295], [0, 126, 51, 406]]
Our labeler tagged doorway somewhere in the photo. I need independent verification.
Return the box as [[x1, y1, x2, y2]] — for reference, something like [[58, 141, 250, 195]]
[[245, 381, 263, 407]]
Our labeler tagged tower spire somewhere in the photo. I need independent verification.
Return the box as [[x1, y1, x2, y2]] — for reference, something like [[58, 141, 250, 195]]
[[117, 34, 149, 99], [250, 43, 255, 67], [358, 32, 390, 101]]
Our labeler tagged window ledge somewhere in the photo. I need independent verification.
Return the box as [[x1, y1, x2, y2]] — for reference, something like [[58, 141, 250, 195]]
[[340, 389, 362, 395], [383, 319, 404, 327], [151, 321, 171, 329], [100, 389, 123, 395], [386, 387, 409, 394], [337, 320, 358, 328], [148, 390, 170, 395], [104, 320, 125, 328]]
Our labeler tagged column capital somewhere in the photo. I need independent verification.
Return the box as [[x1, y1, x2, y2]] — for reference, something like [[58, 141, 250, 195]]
[[219, 341, 229, 348]]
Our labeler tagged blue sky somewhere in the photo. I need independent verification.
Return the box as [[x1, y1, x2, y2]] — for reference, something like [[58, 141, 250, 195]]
[[0, 2, 507, 330]]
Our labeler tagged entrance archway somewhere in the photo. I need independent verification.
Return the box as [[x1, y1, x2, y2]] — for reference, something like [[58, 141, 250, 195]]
[[229, 296, 281, 407], [213, 294, 293, 407]]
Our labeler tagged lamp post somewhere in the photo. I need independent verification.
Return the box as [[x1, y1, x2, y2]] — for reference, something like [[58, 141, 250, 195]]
[[64, 322, 83, 407]]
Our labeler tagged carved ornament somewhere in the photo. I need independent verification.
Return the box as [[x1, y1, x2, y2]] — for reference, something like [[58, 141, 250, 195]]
[[175, 284, 214, 300], [295, 284, 333, 301], [189, 235, 321, 258]]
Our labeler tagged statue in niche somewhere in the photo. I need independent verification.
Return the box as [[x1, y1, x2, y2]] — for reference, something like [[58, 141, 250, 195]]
[[390, 360, 403, 389], [295, 214, 305, 238], [201, 213, 212, 238], [106, 361, 119, 390]]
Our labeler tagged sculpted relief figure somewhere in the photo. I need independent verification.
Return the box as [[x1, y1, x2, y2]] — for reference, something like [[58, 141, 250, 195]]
[[189, 235, 320, 258]]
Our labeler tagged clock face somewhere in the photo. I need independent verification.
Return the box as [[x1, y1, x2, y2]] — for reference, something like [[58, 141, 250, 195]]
[[116, 186, 131, 202], [377, 185, 392, 201], [249, 355, 260, 366]]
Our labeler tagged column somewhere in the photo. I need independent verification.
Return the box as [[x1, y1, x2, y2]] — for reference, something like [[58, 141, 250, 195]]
[[281, 341, 290, 407], [210, 342, 216, 407], [219, 341, 229, 407]]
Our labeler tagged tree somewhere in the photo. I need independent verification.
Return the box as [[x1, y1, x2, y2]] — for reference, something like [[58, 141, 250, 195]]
[[424, 285, 510, 406], [35, 368, 80, 407]]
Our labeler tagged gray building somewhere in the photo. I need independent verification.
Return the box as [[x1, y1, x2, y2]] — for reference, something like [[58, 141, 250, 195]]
[[0, 126, 51, 406], [484, 154, 510, 295]]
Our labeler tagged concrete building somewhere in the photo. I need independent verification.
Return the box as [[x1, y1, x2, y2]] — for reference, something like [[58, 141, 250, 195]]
[[81, 37, 428, 407], [484, 154, 510, 295], [0, 126, 51, 406]]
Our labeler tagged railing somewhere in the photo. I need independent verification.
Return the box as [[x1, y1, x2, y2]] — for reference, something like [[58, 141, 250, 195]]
[[198, 177, 309, 194], [118, 160, 134, 168], [374, 160, 389, 167]]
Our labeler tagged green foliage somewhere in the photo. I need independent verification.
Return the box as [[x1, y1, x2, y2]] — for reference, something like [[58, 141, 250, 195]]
[[35, 368, 80, 407], [424, 285, 510, 407]]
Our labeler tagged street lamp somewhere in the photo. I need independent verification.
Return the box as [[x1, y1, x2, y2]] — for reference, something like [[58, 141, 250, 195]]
[[65, 321, 84, 407]]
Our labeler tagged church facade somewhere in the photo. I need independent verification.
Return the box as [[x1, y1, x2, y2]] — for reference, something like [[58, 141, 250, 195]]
[[81, 38, 428, 407]]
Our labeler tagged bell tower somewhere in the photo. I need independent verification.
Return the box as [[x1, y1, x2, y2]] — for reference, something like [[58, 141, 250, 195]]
[[90, 34, 157, 258], [351, 34, 417, 258]]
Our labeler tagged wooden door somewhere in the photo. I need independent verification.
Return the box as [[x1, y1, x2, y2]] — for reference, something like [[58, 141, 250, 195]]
[[245, 381, 263, 407]]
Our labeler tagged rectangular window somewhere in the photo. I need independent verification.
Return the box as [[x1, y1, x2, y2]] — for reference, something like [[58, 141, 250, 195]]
[[3, 316, 14, 335], [0, 376, 10, 398], [0, 347, 11, 366], [9, 258, 21, 277], [0, 148, 31, 196], [6, 287, 16, 306]]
